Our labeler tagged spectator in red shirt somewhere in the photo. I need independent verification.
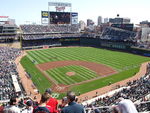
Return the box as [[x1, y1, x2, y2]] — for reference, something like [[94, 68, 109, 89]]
[[0, 104, 4, 113], [33, 93, 52, 113], [45, 88, 58, 113]]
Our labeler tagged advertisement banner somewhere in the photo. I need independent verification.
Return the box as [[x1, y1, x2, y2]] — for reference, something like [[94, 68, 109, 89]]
[[41, 18, 48, 24], [41, 11, 49, 24], [41, 11, 49, 18], [72, 13, 78, 24]]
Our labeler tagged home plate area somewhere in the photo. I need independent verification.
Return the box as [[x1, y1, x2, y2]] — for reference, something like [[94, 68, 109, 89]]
[[52, 84, 69, 93]]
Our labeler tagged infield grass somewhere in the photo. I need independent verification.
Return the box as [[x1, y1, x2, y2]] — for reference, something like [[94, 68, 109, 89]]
[[46, 65, 98, 85]]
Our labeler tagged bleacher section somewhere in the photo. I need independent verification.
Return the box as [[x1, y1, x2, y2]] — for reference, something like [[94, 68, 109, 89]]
[[101, 27, 136, 41], [20, 24, 79, 34], [0, 47, 24, 103]]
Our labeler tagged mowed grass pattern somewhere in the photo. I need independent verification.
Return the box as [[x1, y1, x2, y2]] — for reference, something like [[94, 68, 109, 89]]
[[27, 47, 150, 71], [21, 47, 150, 95], [46, 65, 98, 85]]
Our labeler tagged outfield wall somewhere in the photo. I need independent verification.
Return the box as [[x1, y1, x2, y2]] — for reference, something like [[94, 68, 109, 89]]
[[22, 37, 150, 57]]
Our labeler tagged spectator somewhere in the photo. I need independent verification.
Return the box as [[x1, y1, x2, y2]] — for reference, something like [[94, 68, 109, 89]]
[[22, 100, 33, 113], [116, 98, 138, 113], [33, 93, 51, 113], [45, 88, 58, 113], [3, 97, 21, 113], [58, 97, 68, 113], [61, 91, 85, 113]]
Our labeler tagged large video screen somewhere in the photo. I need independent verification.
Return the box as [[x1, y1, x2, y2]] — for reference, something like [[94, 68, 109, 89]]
[[50, 12, 70, 24]]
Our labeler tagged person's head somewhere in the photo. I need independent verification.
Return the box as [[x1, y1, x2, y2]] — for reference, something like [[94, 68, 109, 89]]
[[62, 97, 68, 103], [94, 108, 100, 113], [9, 97, 17, 105], [67, 91, 76, 103], [112, 106, 119, 113], [45, 88, 52, 95], [40, 93, 51, 103], [26, 100, 33, 107]]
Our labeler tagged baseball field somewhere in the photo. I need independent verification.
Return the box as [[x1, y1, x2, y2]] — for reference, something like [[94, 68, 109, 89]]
[[20, 47, 150, 98]]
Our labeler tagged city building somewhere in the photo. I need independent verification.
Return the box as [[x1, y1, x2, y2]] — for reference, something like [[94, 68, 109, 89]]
[[104, 18, 109, 23], [87, 19, 94, 26], [79, 20, 86, 31], [0, 16, 17, 33], [109, 17, 130, 24], [141, 27, 150, 41], [97, 16, 102, 25], [109, 15, 133, 31]]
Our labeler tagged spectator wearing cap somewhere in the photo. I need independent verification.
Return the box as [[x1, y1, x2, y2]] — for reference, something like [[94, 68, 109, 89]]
[[45, 88, 58, 113], [22, 100, 33, 113], [33, 93, 51, 113], [61, 91, 85, 113], [117, 98, 138, 113], [3, 97, 21, 113]]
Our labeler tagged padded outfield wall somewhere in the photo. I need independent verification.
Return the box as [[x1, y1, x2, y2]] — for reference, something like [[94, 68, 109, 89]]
[[22, 37, 150, 57]]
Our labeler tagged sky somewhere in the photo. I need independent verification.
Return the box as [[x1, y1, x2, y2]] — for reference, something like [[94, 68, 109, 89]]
[[0, 0, 150, 25]]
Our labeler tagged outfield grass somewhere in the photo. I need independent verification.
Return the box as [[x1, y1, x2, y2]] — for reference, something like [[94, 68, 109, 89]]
[[20, 47, 150, 97]]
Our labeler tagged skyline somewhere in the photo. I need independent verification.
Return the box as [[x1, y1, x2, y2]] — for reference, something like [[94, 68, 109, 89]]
[[0, 0, 150, 25]]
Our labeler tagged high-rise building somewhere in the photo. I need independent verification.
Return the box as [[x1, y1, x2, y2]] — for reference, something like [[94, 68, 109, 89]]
[[97, 16, 102, 25], [104, 18, 109, 23], [109, 15, 133, 31], [141, 27, 150, 41], [87, 19, 94, 26], [79, 20, 86, 31], [109, 17, 130, 24]]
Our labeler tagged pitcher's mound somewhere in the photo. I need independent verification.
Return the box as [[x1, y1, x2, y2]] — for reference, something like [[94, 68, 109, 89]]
[[66, 72, 76, 76]]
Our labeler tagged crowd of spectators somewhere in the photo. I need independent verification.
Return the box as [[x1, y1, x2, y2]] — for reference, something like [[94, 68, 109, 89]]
[[134, 40, 150, 49], [0, 47, 24, 102], [0, 35, 16, 40], [83, 63, 150, 113], [101, 27, 136, 42], [22, 33, 81, 40], [20, 24, 79, 34], [0, 46, 150, 113], [0, 61, 150, 113]]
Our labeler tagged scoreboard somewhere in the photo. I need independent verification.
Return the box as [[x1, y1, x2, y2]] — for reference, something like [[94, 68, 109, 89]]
[[50, 12, 70, 24], [41, 11, 78, 25]]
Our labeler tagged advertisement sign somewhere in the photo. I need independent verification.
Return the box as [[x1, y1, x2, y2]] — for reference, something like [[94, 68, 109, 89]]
[[41, 11, 49, 18], [72, 13, 78, 24], [41, 18, 48, 24], [41, 11, 49, 24], [49, 2, 71, 7]]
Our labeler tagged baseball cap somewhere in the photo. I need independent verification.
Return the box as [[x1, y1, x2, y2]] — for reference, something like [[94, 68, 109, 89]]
[[45, 88, 52, 94]]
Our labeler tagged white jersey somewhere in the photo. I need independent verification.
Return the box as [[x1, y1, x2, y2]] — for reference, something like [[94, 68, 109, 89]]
[[4, 105, 21, 113], [118, 99, 138, 113]]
